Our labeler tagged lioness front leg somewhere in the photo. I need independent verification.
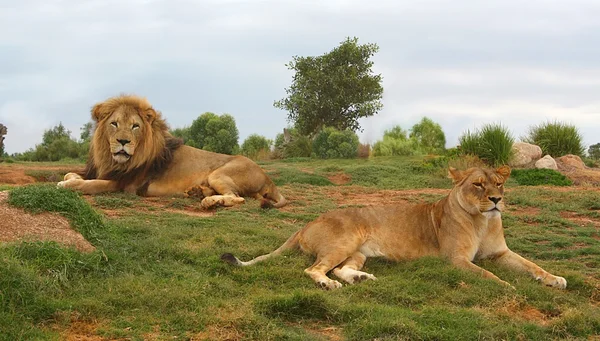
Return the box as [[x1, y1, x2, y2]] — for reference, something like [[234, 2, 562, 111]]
[[57, 177, 119, 195], [493, 250, 567, 289], [451, 256, 513, 288]]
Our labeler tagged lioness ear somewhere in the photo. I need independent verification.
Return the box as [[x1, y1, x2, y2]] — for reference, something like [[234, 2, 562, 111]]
[[91, 102, 108, 122], [496, 165, 511, 179], [448, 167, 465, 184]]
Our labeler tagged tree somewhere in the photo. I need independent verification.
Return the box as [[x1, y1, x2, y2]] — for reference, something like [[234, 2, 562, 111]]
[[589, 143, 600, 160], [274, 37, 384, 136], [189, 112, 239, 155], [409, 117, 446, 154], [42, 122, 72, 146], [80, 122, 93, 142], [0, 124, 6, 157], [372, 125, 417, 157], [171, 126, 194, 147], [241, 134, 272, 160]]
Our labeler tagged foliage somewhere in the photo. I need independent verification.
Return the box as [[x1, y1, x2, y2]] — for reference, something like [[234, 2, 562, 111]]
[[511, 169, 573, 186], [241, 134, 272, 160], [372, 125, 418, 157], [312, 127, 359, 159], [524, 121, 585, 157], [409, 117, 446, 154], [79, 122, 94, 142], [274, 37, 383, 136], [459, 123, 514, 166], [274, 128, 313, 158], [588, 143, 600, 160], [13, 123, 89, 162], [170, 126, 194, 147], [189, 112, 239, 154], [0, 123, 6, 157]]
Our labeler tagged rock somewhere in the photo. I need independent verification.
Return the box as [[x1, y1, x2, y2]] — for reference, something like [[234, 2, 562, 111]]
[[556, 154, 585, 169], [535, 155, 558, 170], [509, 142, 543, 168]]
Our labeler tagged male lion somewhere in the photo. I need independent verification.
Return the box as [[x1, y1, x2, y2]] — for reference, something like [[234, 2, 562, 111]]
[[222, 166, 567, 290], [58, 95, 287, 209]]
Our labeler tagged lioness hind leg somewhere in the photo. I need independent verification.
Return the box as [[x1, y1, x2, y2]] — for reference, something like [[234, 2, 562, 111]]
[[333, 252, 377, 285], [304, 252, 359, 290], [202, 173, 245, 208]]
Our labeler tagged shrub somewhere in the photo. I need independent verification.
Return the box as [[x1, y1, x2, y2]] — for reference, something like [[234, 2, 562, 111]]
[[523, 121, 585, 157], [358, 143, 371, 158], [241, 134, 272, 160], [372, 125, 418, 157], [459, 123, 514, 166], [312, 127, 359, 159], [273, 128, 313, 158], [511, 169, 573, 186], [409, 117, 446, 154]]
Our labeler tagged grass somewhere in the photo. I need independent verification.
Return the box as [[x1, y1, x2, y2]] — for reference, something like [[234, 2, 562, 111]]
[[0, 157, 599, 340], [511, 168, 573, 186], [459, 123, 515, 166], [524, 121, 585, 157]]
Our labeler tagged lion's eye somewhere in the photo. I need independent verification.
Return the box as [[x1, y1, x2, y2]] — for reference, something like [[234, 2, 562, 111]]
[[110, 122, 118, 128], [496, 183, 503, 188], [473, 183, 484, 189], [132, 123, 140, 130]]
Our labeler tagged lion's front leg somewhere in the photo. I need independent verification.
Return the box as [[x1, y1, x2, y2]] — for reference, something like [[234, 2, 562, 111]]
[[492, 250, 567, 289], [57, 178, 120, 195]]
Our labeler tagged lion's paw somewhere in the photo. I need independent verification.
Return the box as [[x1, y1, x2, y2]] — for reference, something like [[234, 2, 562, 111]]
[[57, 178, 83, 189], [317, 279, 343, 290], [544, 275, 567, 290], [63, 172, 83, 181]]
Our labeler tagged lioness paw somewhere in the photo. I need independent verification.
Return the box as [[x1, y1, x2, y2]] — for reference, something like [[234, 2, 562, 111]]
[[545, 275, 567, 289], [317, 279, 342, 290]]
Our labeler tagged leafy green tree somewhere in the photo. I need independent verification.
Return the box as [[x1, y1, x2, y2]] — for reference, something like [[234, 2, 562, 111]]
[[409, 117, 446, 154], [0, 124, 6, 157], [312, 127, 359, 159], [189, 112, 239, 154], [80, 122, 93, 142], [274, 37, 384, 136], [589, 143, 600, 160], [171, 126, 194, 147], [372, 125, 417, 157], [241, 134, 272, 160], [42, 123, 72, 146]]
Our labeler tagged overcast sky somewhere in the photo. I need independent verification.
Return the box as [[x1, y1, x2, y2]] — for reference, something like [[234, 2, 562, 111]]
[[1, 0, 599, 155]]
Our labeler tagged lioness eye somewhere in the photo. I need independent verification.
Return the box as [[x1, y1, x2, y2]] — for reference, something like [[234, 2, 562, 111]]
[[110, 122, 118, 128], [132, 123, 140, 129], [473, 183, 483, 188]]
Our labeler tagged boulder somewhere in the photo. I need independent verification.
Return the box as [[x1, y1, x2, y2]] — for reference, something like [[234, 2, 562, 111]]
[[509, 142, 542, 167], [556, 155, 585, 169], [535, 155, 558, 170]]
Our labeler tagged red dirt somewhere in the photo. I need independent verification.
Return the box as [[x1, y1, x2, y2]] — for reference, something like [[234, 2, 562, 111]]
[[559, 211, 600, 228], [326, 172, 351, 185]]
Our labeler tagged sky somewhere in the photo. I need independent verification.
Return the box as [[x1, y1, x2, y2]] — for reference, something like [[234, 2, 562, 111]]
[[1, 0, 599, 155]]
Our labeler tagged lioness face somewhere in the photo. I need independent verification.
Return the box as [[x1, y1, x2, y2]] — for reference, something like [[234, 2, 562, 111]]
[[105, 108, 145, 164], [452, 166, 510, 216]]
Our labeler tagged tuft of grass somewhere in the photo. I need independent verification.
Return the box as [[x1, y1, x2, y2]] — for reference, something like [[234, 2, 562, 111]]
[[8, 184, 105, 242], [459, 123, 515, 166], [511, 168, 573, 186], [523, 121, 585, 157]]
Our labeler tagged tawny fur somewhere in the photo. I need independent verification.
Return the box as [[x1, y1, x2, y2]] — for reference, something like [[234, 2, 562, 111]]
[[58, 94, 287, 209], [222, 166, 567, 290]]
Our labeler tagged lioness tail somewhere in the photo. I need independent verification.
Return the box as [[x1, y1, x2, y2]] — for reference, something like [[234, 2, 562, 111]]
[[221, 230, 300, 267]]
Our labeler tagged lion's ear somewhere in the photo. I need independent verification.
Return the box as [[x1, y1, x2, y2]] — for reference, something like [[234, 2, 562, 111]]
[[91, 103, 107, 122], [144, 108, 157, 123], [496, 165, 511, 179], [447, 167, 465, 184]]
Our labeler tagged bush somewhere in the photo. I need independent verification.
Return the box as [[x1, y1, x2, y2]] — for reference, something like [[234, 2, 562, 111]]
[[459, 123, 514, 166], [241, 134, 272, 160], [511, 169, 573, 186], [312, 127, 359, 159], [409, 117, 446, 154], [372, 125, 418, 157], [189, 112, 239, 154], [358, 143, 371, 158], [588, 143, 600, 160], [524, 121, 585, 157], [273, 128, 313, 158]]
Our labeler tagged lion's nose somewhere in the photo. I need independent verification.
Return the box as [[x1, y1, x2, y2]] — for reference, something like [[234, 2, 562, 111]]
[[489, 196, 501, 204], [117, 139, 130, 146]]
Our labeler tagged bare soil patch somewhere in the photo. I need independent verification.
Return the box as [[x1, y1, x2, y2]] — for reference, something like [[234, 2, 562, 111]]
[[0, 191, 95, 252], [560, 211, 600, 228], [326, 172, 351, 185]]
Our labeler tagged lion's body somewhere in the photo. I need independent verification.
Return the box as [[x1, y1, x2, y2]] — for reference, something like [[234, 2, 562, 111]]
[[222, 166, 567, 290], [58, 95, 286, 208]]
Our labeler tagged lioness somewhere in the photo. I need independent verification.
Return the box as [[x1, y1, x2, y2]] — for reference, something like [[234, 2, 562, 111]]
[[222, 166, 567, 290], [58, 95, 287, 209]]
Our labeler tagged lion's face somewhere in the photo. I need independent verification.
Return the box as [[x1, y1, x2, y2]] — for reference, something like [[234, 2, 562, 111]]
[[449, 166, 511, 216], [105, 109, 145, 164]]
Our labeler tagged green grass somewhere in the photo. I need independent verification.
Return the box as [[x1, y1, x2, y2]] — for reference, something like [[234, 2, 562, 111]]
[[511, 168, 573, 186], [459, 123, 515, 166], [0, 157, 599, 340], [524, 120, 585, 157]]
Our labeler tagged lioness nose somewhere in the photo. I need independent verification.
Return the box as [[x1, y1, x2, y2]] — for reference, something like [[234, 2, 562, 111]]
[[489, 196, 501, 204], [117, 139, 130, 146]]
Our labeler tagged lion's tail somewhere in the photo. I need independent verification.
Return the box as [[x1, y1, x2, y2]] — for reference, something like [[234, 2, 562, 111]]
[[221, 230, 300, 267]]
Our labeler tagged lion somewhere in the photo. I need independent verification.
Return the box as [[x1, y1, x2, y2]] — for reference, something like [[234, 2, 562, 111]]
[[222, 166, 567, 290], [57, 94, 287, 209]]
